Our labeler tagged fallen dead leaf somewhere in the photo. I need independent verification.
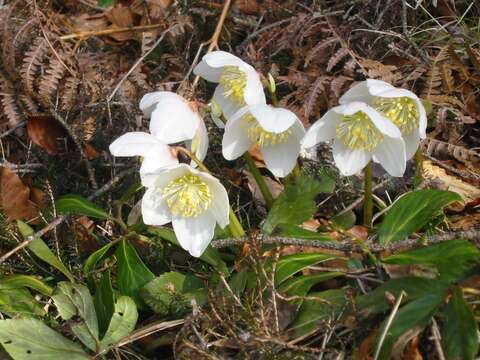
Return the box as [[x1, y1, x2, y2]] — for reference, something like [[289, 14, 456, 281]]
[[27, 115, 69, 155]]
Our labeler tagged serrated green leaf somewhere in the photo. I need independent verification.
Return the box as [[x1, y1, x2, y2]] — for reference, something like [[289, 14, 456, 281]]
[[289, 289, 347, 338], [148, 227, 228, 276], [17, 221, 74, 282], [140, 272, 206, 316], [94, 270, 115, 337], [116, 239, 155, 305], [56, 194, 112, 220], [278, 272, 343, 298], [263, 176, 326, 234], [99, 296, 138, 351], [276, 253, 337, 285], [1, 275, 52, 296], [0, 319, 90, 359], [375, 292, 445, 360], [442, 287, 478, 360], [83, 241, 117, 275], [52, 282, 99, 351], [382, 240, 480, 282], [378, 190, 462, 244], [0, 285, 45, 318]]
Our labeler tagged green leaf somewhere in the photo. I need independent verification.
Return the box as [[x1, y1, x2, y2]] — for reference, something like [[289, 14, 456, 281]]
[[229, 268, 250, 296], [52, 282, 99, 351], [289, 289, 347, 338], [56, 194, 112, 220], [375, 292, 445, 360], [382, 240, 480, 282], [148, 227, 228, 276], [276, 224, 333, 240], [276, 253, 337, 285], [17, 221, 74, 282], [357, 277, 449, 317], [1, 275, 52, 296], [98, 0, 115, 7], [140, 272, 206, 316], [0, 285, 45, 318], [83, 241, 117, 275], [263, 176, 326, 234], [116, 239, 155, 305], [378, 190, 462, 244], [99, 296, 138, 351], [0, 319, 90, 359], [442, 287, 479, 360], [332, 211, 356, 230], [94, 270, 115, 337], [278, 272, 343, 298]]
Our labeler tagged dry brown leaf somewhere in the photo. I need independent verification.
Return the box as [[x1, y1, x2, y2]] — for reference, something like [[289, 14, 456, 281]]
[[0, 167, 40, 221], [244, 171, 283, 205], [27, 115, 69, 155], [403, 336, 423, 360]]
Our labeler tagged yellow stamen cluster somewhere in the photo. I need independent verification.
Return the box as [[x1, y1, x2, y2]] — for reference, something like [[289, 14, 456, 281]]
[[219, 66, 247, 105], [336, 111, 384, 151], [374, 96, 419, 135], [162, 174, 212, 218], [243, 114, 291, 147]]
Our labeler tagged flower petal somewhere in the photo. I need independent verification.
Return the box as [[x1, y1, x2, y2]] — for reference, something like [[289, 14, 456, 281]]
[[372, 136, 406, 177], [243, 68, 266, 106], [360, 104, 402, 138], [222, 108, 253, 160], [213, 85, 242, 120], [202, 50, 245, 68], [149, 94, 200, 143], [109, 132, 162, 157], [141, 163, 191, 189], [193, 60, 222, 82], [141, 188, 172, 226], [403, 130, 421, 160], [139, 143, 179, 187], [261, 119, 305, 178], [187, 119, 209, 167], [140, 91, 178, 117], [172, 212, 216, 257], [202, 174, 230, 228], [301, 109, 340, 148], [332, 139, 371, 176], [339, 79, 393, 104], [250, 105, 296, 133], [416, 99, 427, 138]]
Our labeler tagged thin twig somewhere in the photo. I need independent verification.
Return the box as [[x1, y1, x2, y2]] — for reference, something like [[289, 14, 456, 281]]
[[431, 318, 446, 360], [0, 121, 26, 139], [60, 24, 164, 40]]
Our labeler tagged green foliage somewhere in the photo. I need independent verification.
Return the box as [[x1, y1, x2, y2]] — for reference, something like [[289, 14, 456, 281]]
[[442, 287, 479, 360], [94, 271, 115, 337], [276, 224, 333, 240], [1, 275, 52, 296], [0, 283, 45, 318], [17, 221, 74, 282], [141, 272, 207, 316], [52, 282, 99, 351], [228, 268, 250, 296], [278, 272, 343, 298], [115, 239, 155, 305], [97, 0, 115, 7], [0, 319, 90, 359], [275, 253, 337, 285], [56, 194, 113, 220], [83, 240, 117, 275], [263, 176, 330, 234], [378, 190, 462, 244]]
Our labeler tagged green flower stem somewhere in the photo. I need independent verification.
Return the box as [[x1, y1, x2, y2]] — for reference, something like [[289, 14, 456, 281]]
[[243, 152, 274, 209], [414, 148, 423, 187], [363, 162, 373, 227], [176, 147, 245, 238]]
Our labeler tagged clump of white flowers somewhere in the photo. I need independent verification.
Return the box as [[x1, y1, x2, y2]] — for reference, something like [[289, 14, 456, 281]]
[[110, 50, 427, 257]]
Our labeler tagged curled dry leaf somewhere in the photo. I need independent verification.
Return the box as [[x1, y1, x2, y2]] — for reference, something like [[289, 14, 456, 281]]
[[0, 167, 42, 221], [27, 115, 69, 155]]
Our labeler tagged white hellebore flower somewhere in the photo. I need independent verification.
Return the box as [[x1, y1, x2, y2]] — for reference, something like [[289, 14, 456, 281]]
[[193, 51, 266, 120], [222, 104, 306, 178], [140, 91, 209, 164], [302, 102, 406, 177], [339, 79, 427, 159], [141, 164, 230, 257]]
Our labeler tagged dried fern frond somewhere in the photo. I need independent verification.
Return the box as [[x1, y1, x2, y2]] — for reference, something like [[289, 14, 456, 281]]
[[19, 95, 38, 115], [0, 76, 23, 128], [61, 76, 80, 111], [422, 46, 450, 98], [38, 56, 66, 105], [427, 95, 464, 109], [330, 76, 352, 100], [360, 59, 401, 84], [21, 36, 47, 95], [304, 76, 329, 118], [327, 47, 350, 72], [304, 37, 338, 67], [422, 137, 479, 166]]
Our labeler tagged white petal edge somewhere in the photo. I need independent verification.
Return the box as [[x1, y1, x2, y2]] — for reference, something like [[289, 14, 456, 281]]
[[403, 130, 421, 160], [140, 91, 181, 117], [172, 212, 216, 257], [109, 132, 162, 157], [139, 144, 179, 187], [302, 109, 340, 148], [372, 136, 406, 177], [202, 50, 246, 68], [149, 96, 200, 144], [222, 107, 253, 160], [332, 139, 371, 176], [202, 173, 230, 228], [243, 68, 266, 106], [187, 119, 209, 167], [339, 79, 394, 104], [250, 105, 296, 133], [141, 163, 192, 189], [261, 119, 305, 178], [193, 60, 221, 82], [141, 188, 172, 226], [213, 85, 242, 121]]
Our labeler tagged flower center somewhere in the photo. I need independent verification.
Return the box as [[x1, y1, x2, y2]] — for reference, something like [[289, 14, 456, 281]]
[[243, 114, 291, 147], [219, 66, 247, 105], [162, 174, 212, 217], [336, 111, 384, 151], [374, 96, 419, 135]]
